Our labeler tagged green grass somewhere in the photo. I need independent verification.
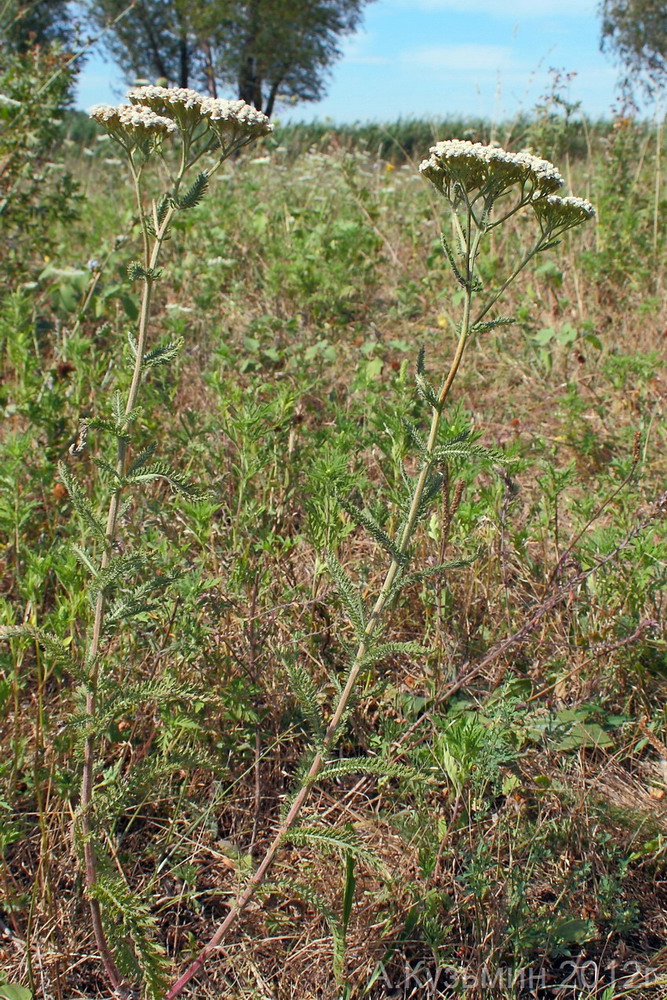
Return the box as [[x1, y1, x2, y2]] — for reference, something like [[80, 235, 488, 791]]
[[1, 106, 667, 1000]]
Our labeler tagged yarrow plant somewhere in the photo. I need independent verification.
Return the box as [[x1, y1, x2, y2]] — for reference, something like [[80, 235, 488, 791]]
[[0, 121, 593, 997], [160, 141, 596, 996], [2, 85, 271, 995]]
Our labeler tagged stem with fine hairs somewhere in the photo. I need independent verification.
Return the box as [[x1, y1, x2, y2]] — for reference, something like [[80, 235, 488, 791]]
[[165, 212, 483, 1000]]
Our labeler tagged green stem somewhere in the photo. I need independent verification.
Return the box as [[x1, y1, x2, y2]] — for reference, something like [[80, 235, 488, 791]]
[[166, 214, 483, 1000], [78, 167, 179, 991]]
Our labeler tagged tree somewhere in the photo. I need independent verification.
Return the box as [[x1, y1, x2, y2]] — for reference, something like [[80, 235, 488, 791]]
[[85, 0, 375, 115], [600, 0, 667, 96], [2, 0, 73, 53], [84, 0, 205, 91], [211, 0, 373, 117]]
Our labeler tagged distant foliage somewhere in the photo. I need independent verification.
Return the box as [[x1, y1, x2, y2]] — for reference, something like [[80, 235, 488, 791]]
[[0, 37, 79, 285], [85, 0, 376, 116], [600, 0, 667, 95]]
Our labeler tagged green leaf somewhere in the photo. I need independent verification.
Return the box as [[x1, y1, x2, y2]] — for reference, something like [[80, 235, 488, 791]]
[[431, 437, 501, 464], [0, 624, 71, 665], [175, 171, 208, 210], [471, 316, 516, 336], [0, 986, 32, 1000], [87, 554, 144, 608], [105, 575, 174, 627], [325, 551, 365, 637], [440, 233, 467, 287], [342, 853, 356, 933], [262, 878, 346, 983], [128, 442, 157, 475], [58, 463, 107, 541], [556, 722, 613, 750], [388, 555, 478, 599], [155, 192, 170, 227], [125, 462, 209, 501], [127, 261, 162, 281], [400, 417, 426, 454], [335, 494, 406, 565], [317, 756, 416, 783], [284, 825, 385, 872], [551, 916, 596, 945], [142, 337, 184, 371], [286, 661, 325, 745], [360, 640, 427, 667], [92, 870, 169, 997], [415, 347, 439, 410]]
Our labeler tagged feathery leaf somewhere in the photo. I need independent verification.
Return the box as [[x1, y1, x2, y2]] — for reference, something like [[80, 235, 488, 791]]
[[0, 624, 71, 665], [335, 494, 406, 565], [57, 463, 106, 541], [286, 660, 325, 746], [175, 171, 208, 210]]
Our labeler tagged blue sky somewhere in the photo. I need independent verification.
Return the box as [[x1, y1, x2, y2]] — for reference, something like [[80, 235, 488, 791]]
[[75, 0, 623, 123]]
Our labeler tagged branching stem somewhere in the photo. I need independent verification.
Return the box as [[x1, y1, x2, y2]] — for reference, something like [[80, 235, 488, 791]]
[[78, 159, 180, 992], [165, 214, 484, 1000]]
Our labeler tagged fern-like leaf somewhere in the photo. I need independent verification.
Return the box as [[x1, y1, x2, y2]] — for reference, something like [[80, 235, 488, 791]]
[[388, 555, 478, 601], [0, 623, 71, 665], [175, 171, 208, 210], [155, 192, 170, 227], [87, 553, 144, 608], [128, 442, 157, 475], [440, 233, 467, 287], [401, 417, 426, 454], [431, 440, 501, 464], [57, 462, 107, 541], [142, 337, 184, 371], [360, 640, 427, 667], [317, 755, 416, 783], [262, 877, 346, 982], [286, 660, 325, 746], [470, 315, 516, 336], [104, 575, 174, 627], [415, 347, 440, 410], [335, 494, 406, 565], [125, 462, 209, 501], [92, 870, 169, 998], [325, 550, 365, 637], [284, 824, 385, 873]]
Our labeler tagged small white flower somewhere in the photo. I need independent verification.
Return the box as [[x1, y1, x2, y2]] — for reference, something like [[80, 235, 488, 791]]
[[127, 86, 205, 129], [533, 193, 596, 231], [199, 97, 273, 154], [89, 102, 177, 147], [420, 139, 564, 198]]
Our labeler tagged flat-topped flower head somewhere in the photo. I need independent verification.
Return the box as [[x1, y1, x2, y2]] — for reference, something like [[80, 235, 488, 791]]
[[533, 194, 596, 234], [199, 97, 273, 156], [127, 85, 204, 130], [89, 103, 177, 149], [420, 139, 564, 205]]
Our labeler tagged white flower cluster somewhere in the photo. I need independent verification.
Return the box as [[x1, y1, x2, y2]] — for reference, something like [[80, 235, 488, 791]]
[[420, 139, 564, 197], [126, 85, 273, 147], [127, 85, 206, 130], [533, 193, 596, 232], [545, 194, 596, 218], [89, 102, 177, 146], [127, 85, 202, 111]]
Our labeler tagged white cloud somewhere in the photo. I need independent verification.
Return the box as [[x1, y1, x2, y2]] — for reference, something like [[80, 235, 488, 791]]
[[388, 0, 595, 16], [401, 43, 512, 72], [340, 30, 392, 64]]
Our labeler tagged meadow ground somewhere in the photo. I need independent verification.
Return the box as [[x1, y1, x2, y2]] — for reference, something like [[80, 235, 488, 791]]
[[2, 110, 667, 999]]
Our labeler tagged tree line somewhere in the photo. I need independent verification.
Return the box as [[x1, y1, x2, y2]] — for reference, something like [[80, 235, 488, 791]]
[[3, 0, 374, 118], [4, 0, 667, 116]]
